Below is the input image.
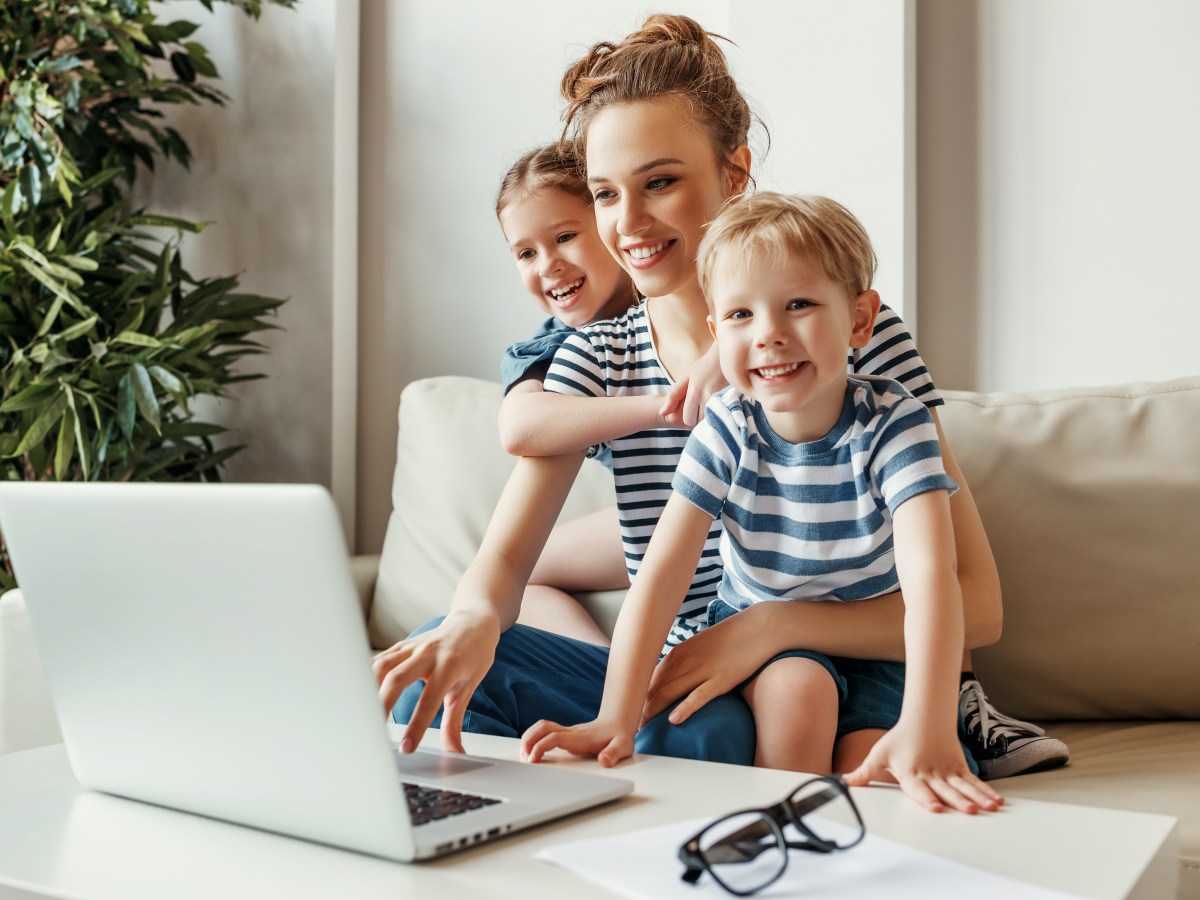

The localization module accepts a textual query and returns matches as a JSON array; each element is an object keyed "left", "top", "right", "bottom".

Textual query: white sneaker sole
[{"left": 977, "top": 737, "right": 1070, "bottom": 780}]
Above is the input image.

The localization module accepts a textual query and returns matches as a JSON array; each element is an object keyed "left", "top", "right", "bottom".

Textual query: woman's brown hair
[{"left": 560, "top": 13, "right": 763, "bottom": 185}]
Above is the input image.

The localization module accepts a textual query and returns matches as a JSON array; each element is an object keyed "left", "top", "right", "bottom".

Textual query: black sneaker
[{"left": 960, "top": 678, "right": 1070, "bottom": 780}]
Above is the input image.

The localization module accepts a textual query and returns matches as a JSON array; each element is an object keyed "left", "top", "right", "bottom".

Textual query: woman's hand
[
  {"left": 372, "top": 609, "right": 501, "bottom": 755},
  {"left": 521, "top": 717, "right": 635, "bottom": 768},
  {"left": 843, "top": 722, "right": 1004, "bottom": 815},
  {"left": 641, "top": 603, "right": 778, "bottom": 726},
  {"left": 659, "top": 341, "right": 727, "bottom": 428}
]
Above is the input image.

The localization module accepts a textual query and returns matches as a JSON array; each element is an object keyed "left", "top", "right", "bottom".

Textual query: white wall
[
  {"left": 917, "top": 0, "right": 1200, "bottom": 392},
  {"left": 138, "top": 1, "right": 360, "bottom": 539},
  {"left": 357, "top": 0, "right": 914, "bottom": 552}
]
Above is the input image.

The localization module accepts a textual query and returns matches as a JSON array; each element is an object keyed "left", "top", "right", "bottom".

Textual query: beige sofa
[{"left": 2, "top": 374, "right": 1199, "bottom": 895}]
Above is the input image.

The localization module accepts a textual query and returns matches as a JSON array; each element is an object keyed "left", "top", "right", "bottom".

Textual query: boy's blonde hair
[{"left": 697, "top": 193, "right": 877, "bottom": 307}]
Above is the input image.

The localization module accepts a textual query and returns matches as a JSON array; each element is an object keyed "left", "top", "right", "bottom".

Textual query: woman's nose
[{"left": 617, "top": 196, "right": 650, "bottom": 236}]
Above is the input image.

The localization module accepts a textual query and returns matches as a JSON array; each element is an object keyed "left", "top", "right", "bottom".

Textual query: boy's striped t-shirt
[
  {"left": 673, "top": 377, "right": 958, "bottom": 613},
  {"left": 543, "top": 301, "right": 940, "bottom": 650}
]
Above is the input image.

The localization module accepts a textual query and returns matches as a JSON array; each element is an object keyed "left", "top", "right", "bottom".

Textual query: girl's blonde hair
[
  {"left": 560, "top": 13, "right": 762, "bottom": 186},
  {"left": 495, "top": 142, "right": 588, "bottom": 219},
  {"left": 697, "top": 193, "right": 878, "bottom": 304}
]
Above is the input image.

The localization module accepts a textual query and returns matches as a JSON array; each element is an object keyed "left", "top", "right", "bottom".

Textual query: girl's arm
[
  {"left": 644, "top": 408, "right": 1003, "bottom": 724},
  {"left": 843, "top": 490, "right": 1003, "bottom": 814},
  {"left": 520, "top": 493, "right": 713, "bottom": 767},
  {"left": 500, "top": 342, "right": 729, "bottom": 457},
  {"left": 499, "top": 381, "right": 667, "bottom": 457},
  {"left": 373, "top": 450, "right": 586, "bottom": 753}
]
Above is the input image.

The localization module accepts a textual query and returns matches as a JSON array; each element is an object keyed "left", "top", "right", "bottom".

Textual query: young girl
[
  {"left": 493, "top": 142, "right": 636, "bottom": 647},
  {"left": 378, "top": 14, "right": 1033, "bottom": 805}
]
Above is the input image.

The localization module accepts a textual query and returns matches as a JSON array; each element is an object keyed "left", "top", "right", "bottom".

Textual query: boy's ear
[
  {"left": 725, "top": 145, "right": 752, "bottom": 197},
  {"left": 707, "top": 314, "right": 717, "bottom": 338},
  {"left": 848, "top": 290, "right": 881, "bottom": 349}
]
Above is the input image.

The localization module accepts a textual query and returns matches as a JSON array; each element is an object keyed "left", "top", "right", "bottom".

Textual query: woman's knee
[{"left": 635, "top": 693, "right": 756, "bottom": 765}]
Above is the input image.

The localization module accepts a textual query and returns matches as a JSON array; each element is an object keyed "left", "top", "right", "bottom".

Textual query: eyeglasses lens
[
  {"left": 699, "top": 811, "right": 785, "bottom": 894},
  {"left": 787, "top": 779, "right": 864, "bottom": 849}
]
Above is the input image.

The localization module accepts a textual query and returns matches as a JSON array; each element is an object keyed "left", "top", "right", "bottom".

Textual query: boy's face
[{"left": 706, "top": 249, "right": 879, "bottom": 443}]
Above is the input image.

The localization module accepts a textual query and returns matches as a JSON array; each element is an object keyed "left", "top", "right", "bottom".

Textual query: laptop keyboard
[{"left": 403, "top": 782, "right": 503, "bottom": 826}]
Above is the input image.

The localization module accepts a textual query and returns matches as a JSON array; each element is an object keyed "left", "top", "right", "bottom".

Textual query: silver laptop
[{"left": 0, "top": 482, "right": 632, "bottom": 862}]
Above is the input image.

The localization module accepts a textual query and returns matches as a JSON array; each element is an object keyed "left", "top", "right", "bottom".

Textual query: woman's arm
[
  {"left": 643, "top": 410, "right": 1003, "bottom": 723},
  {"left": 499, "top": 383, "right": 666, "bottom": 456},
  {"left": 521, "top": 494, "right": 714, "bottom": 766},
  {"left": 373, "top": 450, "right": 587, "bottom": 752}
]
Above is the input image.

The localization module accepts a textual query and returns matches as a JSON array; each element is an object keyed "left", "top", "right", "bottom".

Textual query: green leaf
[
  {"left": 46, "top": 219, "right": 63, "bottom": 253},
  {"left": 14, "top": 258, "right": 93, "bottom": 317},
  {"left": 117, "top": 373, "right": 136, "bottom": 440},
  {"left": 0, "top": 382, "right": 59, "bottom": 413},
  {"left": 131, "top": 363, "right": 161, "bottom": 433},
  {"left": 149, "top": 365, "right": 184, "bottom": 395},
  {"left": 125, "top": 214, "right": 205, "bottom": 232},
  {"left": 59, "top": 255, "right": 100, "bottom": 272},
  {"left": 10, "top": 390, "right": 68, "bottom": 458},
  {"left": 64, "top": 388, "right": 89, "bottom": 480},
  {"left": 55, "top": 405, "right": 77, "bottom": 480},
  {"left": 54, "top": 315, "right": 100, "bottom": 343},
  {"left": 113, "top": 331, "right": 164, "bottom": 349},
  {"left": 35, "top": 294, "right": 66, "bottom": 338}
]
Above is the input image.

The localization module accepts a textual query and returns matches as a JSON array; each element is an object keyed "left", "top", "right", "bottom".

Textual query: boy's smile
[{"left": 707, "top": 250, "right": 879, "bottom": 443}]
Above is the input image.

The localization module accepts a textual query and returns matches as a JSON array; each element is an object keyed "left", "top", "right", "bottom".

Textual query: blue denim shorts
[{"left": 708, "top": 599, "right": 906, "bottom": 738}]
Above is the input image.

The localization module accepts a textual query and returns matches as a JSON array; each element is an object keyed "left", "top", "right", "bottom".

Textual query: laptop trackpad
[{"left": 394, "top": 749, "right": 494, "bottom": 780}]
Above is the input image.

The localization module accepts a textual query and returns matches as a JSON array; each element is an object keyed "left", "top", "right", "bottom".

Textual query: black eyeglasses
[{"left": 677, "top": 776, "right": 866, "bottom": 896}]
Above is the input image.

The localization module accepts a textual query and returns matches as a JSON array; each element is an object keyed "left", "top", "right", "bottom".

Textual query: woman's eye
[
  {"left": 647, "top": 176, "right": 676, "bottom": 191},
  {"left": 593, "top": 188, "right": 616, "bottom": 203},
  {"left": 556, "top": 232, "right": 577, "bottom": 244},
  {"left": 517, "top": 248, "right": 535, "bottom": 261}
]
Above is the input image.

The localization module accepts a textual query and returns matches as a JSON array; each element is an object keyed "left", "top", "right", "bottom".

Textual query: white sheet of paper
[{"left": 536, "top": 815, "right": 1082, "bottom": 899}]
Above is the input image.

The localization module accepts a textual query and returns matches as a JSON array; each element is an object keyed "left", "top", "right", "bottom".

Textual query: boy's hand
[
  {"left": 843, "top": 722, "right": 1004, "bottom": 814},
  {"left": 371, "top": 610, "right": 500, "bottom": 755},
  {"left": 520, "top": 718, "right": 634, "bottom": 768},
  {"left": 659, "top": 342, "right": 727, "bottom": 428}
]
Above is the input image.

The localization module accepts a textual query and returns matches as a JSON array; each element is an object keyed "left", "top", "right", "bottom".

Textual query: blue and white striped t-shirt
[
  {"left": 544, "top": 301, "right": 941, "bottom": 650},
  {"left": 674, "top": 377, "right": 957, "bottom": 615}
]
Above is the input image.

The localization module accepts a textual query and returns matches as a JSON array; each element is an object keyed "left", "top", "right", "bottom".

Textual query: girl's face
[
  {"left": 585, "top": 95, "right": 749, "bottom": 302},
  {"left": 499, "top": 187, "right": 632, "bottom": 328}
]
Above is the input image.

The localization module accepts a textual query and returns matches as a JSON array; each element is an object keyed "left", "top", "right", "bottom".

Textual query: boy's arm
[
  {"left": 499, "top": 384, "right": 666, "bottom": 456},
  {"left": 843, "top": 490, "right": 1003, "bottom": 813},
  {"left": 373, "top": 450, "right": 586, "bottom": 753},
  {"left": 520, "top": 493, "right": 713, "bottom": 767}
]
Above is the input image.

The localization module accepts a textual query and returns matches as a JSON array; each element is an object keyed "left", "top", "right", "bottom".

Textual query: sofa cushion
[
  {"left": 938, "top": 377, "right": 1200, "bottom": 721},
  {"left": 369, "top": 377, "right": 617, "bottom": 649}
]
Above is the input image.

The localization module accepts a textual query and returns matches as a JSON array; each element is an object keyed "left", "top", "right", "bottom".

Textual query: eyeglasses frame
[{"left": 677, "top": 775, "right": 866, "bottom": 896}]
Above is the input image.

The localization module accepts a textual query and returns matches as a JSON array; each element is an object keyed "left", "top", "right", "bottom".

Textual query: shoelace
[{"left": 961, "top": 679, "right": 1045, "bottom": 748}]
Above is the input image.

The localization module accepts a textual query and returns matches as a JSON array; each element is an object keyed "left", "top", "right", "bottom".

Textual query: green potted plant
[{"left": 0, "top": 0, "right": 295, "bottom": 589}]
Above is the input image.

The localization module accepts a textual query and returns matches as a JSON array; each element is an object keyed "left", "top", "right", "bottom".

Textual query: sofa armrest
[
  {"left": 0, "top": 589, "right": 62, "bottom": 753},
  {"left": 350, "top": 554, "right": 380, "bottom": 622}
]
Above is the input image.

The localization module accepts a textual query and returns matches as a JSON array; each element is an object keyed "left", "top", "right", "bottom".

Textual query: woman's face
[
  {"left": 585, "top": 95, "right": 746, "bottom": 301},
  {"left": 499, "top": 187, "right": 632, "bottom": 327}
]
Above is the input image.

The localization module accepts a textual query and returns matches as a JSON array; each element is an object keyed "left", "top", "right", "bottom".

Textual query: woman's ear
[
  {"left": 849, "top": 290, "right": 881, "bottom": 349},
  {"left": 725, "top": 145, "right": 752, "bottom": 197}
]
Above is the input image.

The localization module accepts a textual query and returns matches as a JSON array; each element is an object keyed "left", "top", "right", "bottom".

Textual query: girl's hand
[
  {"left": 371, "top": 610, "right": 501, "bottom": 755},
  {"left": 659, "top": 342, "right": 727, "bottom": 428},
  {"left": 843, "top": 722, "right": 1004, "bottom": 814},
  {"left": 641, "top": 602, "right": 777, "bottom": 726},
  {"left": 521, "top": 717, "right": 634, "bottom": 768}
]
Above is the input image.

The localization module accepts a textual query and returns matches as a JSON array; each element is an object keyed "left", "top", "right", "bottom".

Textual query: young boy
[{"left": 521, "top": 193, "right": 1003, "bottom": 813}]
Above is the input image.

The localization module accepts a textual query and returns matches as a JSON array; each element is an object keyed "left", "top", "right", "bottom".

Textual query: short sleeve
[
  {"left": 869, "top": 396, "right": 958, "bottom": 514},
  {"left": 544, "top": 331, "right": 607, "bottom": 399},
  {"left": 672, "top": 400, "right": 740, "bottom": 519},
  {"left": 500, "top": 318, "right": 572, "bottom": 395},
  {"left": 851, "top": 304, "right": 943, "bottom": 408}
]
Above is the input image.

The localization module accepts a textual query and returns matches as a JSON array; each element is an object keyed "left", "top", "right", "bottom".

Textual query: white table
[{"left": 0, "top": 728, "right": 1178, "bottom": 900}]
